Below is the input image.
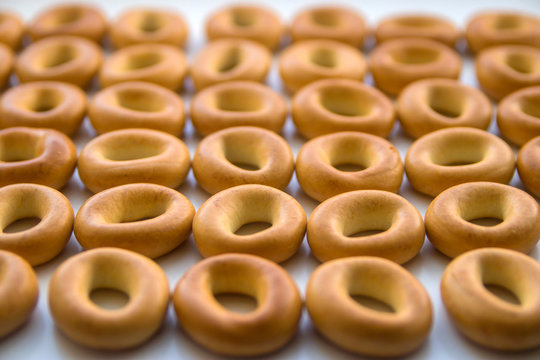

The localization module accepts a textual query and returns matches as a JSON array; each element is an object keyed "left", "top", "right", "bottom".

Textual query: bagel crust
[
  {"left": 517, "top": 136, "right": 540, "bottom": 197},
  {"left": 497, "top": 86, "right": 540, "bottom": 146},
  {"left": 173, "top": 253, "right": 302, "bottom": 356},
  {"left": 193, "top": 184, "right": 306, "bottom": 263},
  {"left": 306, "top": 256, "right": 432, "bottom": 357},
  {"left": 48, "top": 248, "right": 169, "bottom": 350},
  {"left": 425, "top": 182, "right": 540, "bottom": 258},
  {"left": 0, "top": 43, "right": 13, "bottom": 88},
  {"left": 0, "top": 12, "right": 24, "bottom": 49},
  {"left": 441, "top": 248, "right": 540, "bottom": 350}
]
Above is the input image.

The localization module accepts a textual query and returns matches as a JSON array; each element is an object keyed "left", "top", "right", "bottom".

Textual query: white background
[{"left": 1, "top": 0, "right": 540, "bottom": 359}]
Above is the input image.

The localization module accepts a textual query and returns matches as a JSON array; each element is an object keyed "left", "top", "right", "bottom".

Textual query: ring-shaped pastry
[
  {"left": 518, "top": 136, "right": 540, "bottom": 197},
  {"left": 425, "top": 182, "right": 540, "bottom": 258},
  {"left": 77, "top": 128, "right": 190, "bottom": 193},
  {"left": 191, "top": 38, "right": 271, "bottom": 90},
  {"left": 28, "top": 4, "right": 106, "bottom": 42},
  {"left": 111, "top": 8, "right": 188, "bottom": 49},
  {"left": 441, "top": 248, "right": 540, "bottom": 350},
  {"left": 290, "top": 6, "right": 366, "bottom": 47},
  {"left": 279, "top": 39, "right": 366, "bottom": 93},
  {"left": 292, "top": 78, "right": 395, "bottom": 139},
  {"left": 370, "top": 38, "right": 461, "bottom": 96},
  {"left": 0, "top": 43, "right": 13, "bottom": 88},
  {"left": 0, "top": 12, "right": 23, "bottom": 49},
  {"left": 296, "top": 132, "right": 404, "bottom": 202},
  {"left": 0, "top": 127, "right": 76, "bottom": 189},
  {"left": 0, "top": 184, "right": 73, "bottom": 266},
  {"left": 74, "top": 183, "right": 194, "bottom": 258},
  {"left": 48, "top": 247, "right": 169, "bottom": 350},
  {"left": 88, "top": 81, "right": 185, "bottom": 135},
  {"left": 193, "top": 184, "right": 306, "bottom": 263},
  {"left": 15, "top": 35, "right": 102, "bottom": 88},
  {"left": 405, "top": 127, "right": 515, "bottom": 197},
  {"left": 306, "top": 256, "right": 432, "bottom": 357},
  {"left": 173, "top": 253, "right": 302, "bottom": 356},
  {"left": 0, "top": 81, "right": 86, "bottom": 136},
  {"left": 99, "top": 43, "right": 187, "bottom": 90},
  {"left": 375, "top": 14, "right": 459, "bottom": 47},
  {"left": 190, "top": 81, "right": 286, "bottom": 136},
  {"left": 0, "top": 250, "right": 38, "bottom": 338},
  {"left": 397, "top": 78, "right": 492, "bottom": 139},
  {"left": 307, "top": 190, "right": 424, "bottom": 264},
  {"left": 192, "top": 127, "right": 293, "bottom": 194},
  {"left": 466, "top": 12, "right": 540, "bottom": 53},
  {"left": 498, "top": 86, "right": 540, "bottom": 146},
  {"left": 206, "top": 5, "right": 283, "bottom": 50},
  {"left": 476, "top": 45, "right": 540, "bottom": 101}
]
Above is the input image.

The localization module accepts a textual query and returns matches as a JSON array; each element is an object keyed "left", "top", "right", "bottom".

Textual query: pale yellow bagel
[
  {"left": 441, "top": 248, "right": 540, "bottom": 350},
  {"left": 0, "top": 184, "right": 73, "bottom": 266},
  {"left": 497, "top": 86, "right": 540, "bottom": 146},
  {"left": 425, "top": 182, "right": 540, "bottom": 258},
  {"left": 193, "top": 184, "right": 306, "bottom": 263},
  {"left": 307, "top": 190, "right": 424, "bottom": 264},
  {"left": 173, "top": 253, "right": 302, "bottom": 356},
  {"left": 74, "top": 183, "right": 194, "bottom": 258},
  {"left": 192, "top": 127, "right": 294, "bottom": 194},
  {"left": 306, "top": 256, "right": 432, "bottom": 357},
  {"left": 77, "top": 128, "right": 190, "bottom": 193},
  {"left": 517, "top": 136, "right": 540, "bottom": 197},
  {"left": 48, "top": 247, "right": 169, "bottom": 350},
  {"left": 0, "top": 12, "right": 24, "bottom": 49},
  {"left": 405, "top": 127, "right": 515, "bottom": 197},
  {"left": 0, "top": 250, "right": 38, "bottom": 338}
]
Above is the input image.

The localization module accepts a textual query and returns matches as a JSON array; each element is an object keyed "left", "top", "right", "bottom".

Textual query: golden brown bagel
[
  {"left": 15, "top": 35, "right": 102, "bottom": 88},
  {"left": 191, "top": 38, "right": 271, "bottom": 90},
  {"left": 206, "top": 4, "right": 283, "bottom": 50},
  {"left": 307, "top": 190, "right": 424, "bottom": 264},
  {"left": 0, "top": 250, "right": 38, "bottom": 338},
  {"left": 192, "top": 127, "right": 293, "bottom": 194},
  {"left": 466, "top": 12, "right": 540, "bottom": 53},
  {"left": 296, "top": 131, "right": 404, "bottom": 202},
  {"left": 497, "top": 86, "right": 540, "bottom": 146},
  {"left": 48, "top": 247, "right": 169, "bottom": 350},
  {"left": 476, "top": 45, "right": 540, "bottom": 101},
  {"left": 74, "top": 183, "right": 194, "bottom": 258},
  {"left": 193, "top": 184, "right": 306, "bottom": 263},
  {"left": 173, "top": 253, "right": 302, "bottom": 356},
  {"left": 99, "top": 43, "right": 187, "bottom": 90},
  {"left": 306, "top": 256, "right": 432, "bottom": 356},
  {"left": 77, "top": 128, "right": 190, "bottom": 193},
  {"left": 111, "top": 8, "right": 188, "bottom": 49},
  {"left": 405, "top": 127, "right": 515, "bottom": 197},
  {"left": 0, "top": 12, "right": 23, "bottom": 49},
  {"left": 0, "top": 81, "right": 86, "bottom": 136},
  {"left": 190, "top": 81, "right": 286, "bottom": 136},
  {"left": 370, "top": 37, "right": 461, "bottom": 96},
  {"left": 28, "top": 4, "right": 107, "bottom": 42},
  {"left": 517, "top": 136, "right": 540, "bottom": 197},
  {"left": 0, "top": 43, "right": 13, "bottom": 88},
  {"left": 397, "top": 78, "right": 492, "bottom": 139},
  {"left": 278, "top": 39, "right": 366, "bottom": 93},
  {"left": 441, "top": 248, "right": 540, "bottom": 350},
  {"left": 425, "top": 182, "right": 540, "bottom": 258},
  {"left": 0, "top": 184, "right": 73, "bottom": 266},
  {"left": 88, "top": 81, "right": 185, "bottom": 135},
  {"left": 0, "top": 127, "right": 76, "bottom": 189},
  {"left": 292, "top": 78, "right": 395, "bottom": 139},
  {"left": 290, "top": 6, "right": 366, "bottom": 47}
]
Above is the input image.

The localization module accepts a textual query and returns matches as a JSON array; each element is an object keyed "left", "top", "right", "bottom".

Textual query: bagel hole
[
  {"left": 23, "top": 88, "right": 64, "bottom": 113},
  {"left": 467, "top": 217, "right": 503, "bottom": 227},
  {"left": 343, "top": 210, "right": 393, "bottom": 238},
  {"left": 430, "top": 140, "right": 486, "bottom": 167},
  {"left": 329, "top": 141, "right": 374, "bottom": 172},
  {"left": 217, "top": 47, "right": 242, "bottom": 73},
  {"left": 223, "top": 136, "right": 265, "bottom": 171},
  {"left": 332, "top": 163, "right": 366, "bottom": 172},
  {"left": 506, "top": 53, "right": 536, "bottom": 74},
  {"left": 494, "top": 15, "right": 522, "bottom": 30},
  {"left": 216, "top": 89, "right": 264, "bottom": 112},
  {"left": 234, "top": 221, "right": 272, "bottom": 235},
  {"left": 319, "top": 87, "right": 373, "bottom": 117},
  {"left": 395, "top": 16, "right": 438, "bottom": 27},
  {"left": 351, "top": 295, "right": 394, "bottom": 313},
  {"left": 519, "top": 96, "right": 540, "bottom": 118},
  {"left": 460, "top": 193, "right": 506, "bottom": 225},
  {"left": 428, "top": 86, "right": 465, "bottom": 118},
  {"left": 214, "top": 293, "right": 258, "bottom": 313},
  {"left": 103, "top": 142, "right": 164, "bottom": 161},
  {"left": 310, "top": 48, "right": 337, "bottom": 68},
  {"left": 42, "top": 45, "right": 77, "bottom": 68},
  {"left": 90, "top": 288, "right": 130, "bottom": 310},
  {"left": 3, "top": 217, "right": 41, "bottom": 233},
  {"left": 348, "top": 229, "right": 386, "bottom": 237},
  {"left": 116, "top": 89, "right": 168, "bottom": 112},
  {"left": 392, "top": 47, "right": 440, "bottom": 64},
  {"left": 484, "top": 284, "right": 520, "bottom": 305},
  {"left": 139, "top": 12, "right": 164, "bottom": 32},
  {"left": 310, "top": 10, "right": 339, "bottom": 27},
  {"left": 54, "top": 7, "right": 83, "bottom": 24},
  {"left": 231, "top": 9, "right": 256, "bottom": 27},
  {"left": 125, "top": 52, "right": 162, "bottom": 70},
  {"left": 0, "top": 136, "right": 43, "bottom": 162},
  {"left": 119, "top": 202, "right": 168, "bottom": 223}
]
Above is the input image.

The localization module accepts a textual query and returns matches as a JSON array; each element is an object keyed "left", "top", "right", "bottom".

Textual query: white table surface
[{"left": 1, "top": 0, "right": 540, "bottom": 359}]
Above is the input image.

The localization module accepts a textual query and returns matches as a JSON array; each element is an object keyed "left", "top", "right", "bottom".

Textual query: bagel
[
  {"left": 497, "top": 86, "right": 540, "bottom": 146},
  {"left": 0, "top": 43, "right": 13, "bottom": 88},
  {"left": 0, "top": 12, "right": 23, "bottom": 49},
  {"left": 517, "top": 136, "right": 540, "bottom": 197}
]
